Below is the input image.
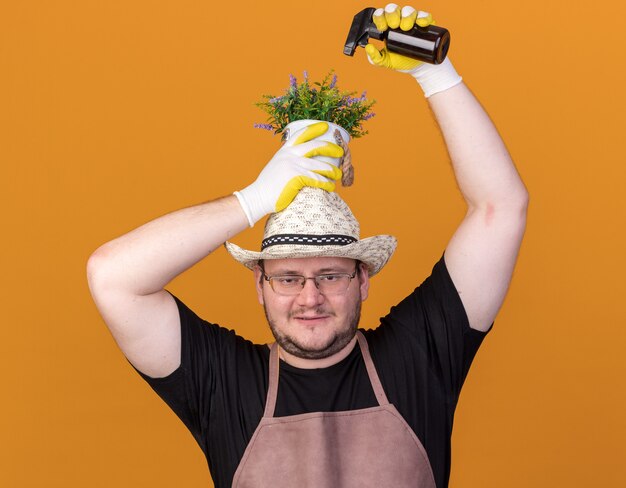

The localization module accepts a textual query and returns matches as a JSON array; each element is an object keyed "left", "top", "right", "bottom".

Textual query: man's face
[{"left": 253, "top": 257, "right": 369, "bottom": 360}]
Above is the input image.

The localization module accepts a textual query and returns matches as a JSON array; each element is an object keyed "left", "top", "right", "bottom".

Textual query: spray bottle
[{"left": 344, "top": 7, "right": 450, "bottom": 65}]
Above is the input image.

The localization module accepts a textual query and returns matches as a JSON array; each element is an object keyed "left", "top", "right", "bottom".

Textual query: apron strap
[
  {"left": 263, "top": 342, "right": 280, "bottom": 418},
  {"left": 263, "top": 332, "right": 390, "bottom": 418},
  {"left": 356, "top": 331, "right": 390, "bottom": 406}
]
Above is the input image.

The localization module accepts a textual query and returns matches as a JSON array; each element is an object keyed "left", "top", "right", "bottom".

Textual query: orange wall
[{"left": 2, "top": 1, "right": 625, "bottom": 486}]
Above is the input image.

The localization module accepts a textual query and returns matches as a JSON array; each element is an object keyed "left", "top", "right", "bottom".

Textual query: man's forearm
[
  {"left": 88, "top": 195, "right": 249, "bottom": 297},
  {"left": 428, "top": 82, "right": 528, "bottom": 210}
]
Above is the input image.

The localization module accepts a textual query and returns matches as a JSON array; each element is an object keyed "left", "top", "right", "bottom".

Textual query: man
[{"left": 87, "top": 5, "right": 528, "bottom": 487}]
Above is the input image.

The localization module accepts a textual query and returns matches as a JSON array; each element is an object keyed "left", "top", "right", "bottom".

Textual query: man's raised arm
[
  {"left": 365, "top": 4, "right": 528, "bottom": 332},
  {"left": 429, "top": 83, "right": 528, "bottom": 332},
  {"left": 87, "top": 196, "right": 250, "bottom": 378},
  {"left": 87, "top": 122, "right": 344, "bottom": 378}
]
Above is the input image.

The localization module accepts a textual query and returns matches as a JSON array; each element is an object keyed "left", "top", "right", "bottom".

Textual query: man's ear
[
  {"left": 358, "top": 263, "right": 370, "bottom": 301},
  {"left": 253, "top": 266, "right": 265, "bottom": 305}
]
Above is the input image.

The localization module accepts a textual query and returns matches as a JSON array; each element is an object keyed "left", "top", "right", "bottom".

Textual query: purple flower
[
  {"left": 254, "top": 123, "right": 274, "bottom": 131},
  {"left": 289, "top": 74, "right": 297, "bottom": 88},
  {"left": 363, "top": 112, "right": 376, "bottom": 120},
  {"left": 359, "top": 91, "right": 367, "bottom": 101},
  {"left": 303, "top": 70, "right": 309, "bottom": 82},
  {"left": 329, "top": 74, "right": 337, "bottom": 89},
  {"left": 269, "top": 96, "right": 282, "bottom": 104}
]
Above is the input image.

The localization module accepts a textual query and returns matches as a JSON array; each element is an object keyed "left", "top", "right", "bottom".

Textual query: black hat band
[{"left": 261, "top": 234, "right": 357, "bottom": 250}]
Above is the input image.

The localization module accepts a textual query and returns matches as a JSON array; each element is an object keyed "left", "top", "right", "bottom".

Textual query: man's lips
[
  {"left": 290, "top": 308, "right": 333, "bottom": 319},
  {"left": 292, "top": 314, "right": 332, "bottom": 324}
]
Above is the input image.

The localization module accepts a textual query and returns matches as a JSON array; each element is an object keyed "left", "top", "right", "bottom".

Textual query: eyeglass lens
[{"left": 267, "top": 268, "right": 357, "bottom": 295}]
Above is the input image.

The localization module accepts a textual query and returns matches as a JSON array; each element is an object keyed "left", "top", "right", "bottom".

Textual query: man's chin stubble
[{"left": 264, "top": 302, "right": 362, "bottom": 360}]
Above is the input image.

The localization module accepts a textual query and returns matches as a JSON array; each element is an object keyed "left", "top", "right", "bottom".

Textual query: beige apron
[{"left": 232, "top": 331, "right": 437, "bottom": 488}]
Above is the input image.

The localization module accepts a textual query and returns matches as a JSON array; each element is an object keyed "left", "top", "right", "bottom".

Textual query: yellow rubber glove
[
  {"left": 235, "top": 122, "right": 343, "bottom": 226},
  {"left": 365, "top": 4, "right": 462, "bottom": 97},
  {"left": 365, "top": 4, "right": 434, "bottom": 73}
]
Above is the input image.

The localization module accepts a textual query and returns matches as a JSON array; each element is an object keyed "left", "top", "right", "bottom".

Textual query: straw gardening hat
[{"left": 225, "top": 187, "right": 397, "bottom": 276}]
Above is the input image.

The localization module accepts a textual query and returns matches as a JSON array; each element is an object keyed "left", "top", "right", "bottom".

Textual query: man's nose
[{"left": 296, "top": 278, "right": 325, "bottom": 306}]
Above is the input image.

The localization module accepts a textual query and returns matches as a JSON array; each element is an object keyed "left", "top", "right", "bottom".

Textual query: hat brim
[{"left": 224, "top": 235, "right": 397, "bottom": 277}]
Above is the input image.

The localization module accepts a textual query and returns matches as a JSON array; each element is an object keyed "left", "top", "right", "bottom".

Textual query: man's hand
[
  {"left": 365, "top": 4, "right": 462, "bottom": 98},
  {"left": 235, "top": 121, "right": 343, "bottom": 226},
  {"left": 365, "top": 4, "right": 434, "bottom": 72}
]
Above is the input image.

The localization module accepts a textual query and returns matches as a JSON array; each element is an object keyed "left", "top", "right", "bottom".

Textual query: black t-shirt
[{"left": 138, "top": 257, "right": 490, "bottom": 488}]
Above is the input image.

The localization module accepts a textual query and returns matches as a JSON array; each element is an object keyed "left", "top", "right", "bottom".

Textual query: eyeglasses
[{"left": 262, "top": 266, "right": 359, "bottom": 296}]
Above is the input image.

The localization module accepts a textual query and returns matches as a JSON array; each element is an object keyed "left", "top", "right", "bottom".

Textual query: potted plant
[{"left": 254, "top": 71, "right": 376, "bottom": 186}]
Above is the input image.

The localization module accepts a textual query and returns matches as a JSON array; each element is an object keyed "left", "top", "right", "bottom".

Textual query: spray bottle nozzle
[{"left": 343, "top": 7, "right": 380, "bottom": 56}]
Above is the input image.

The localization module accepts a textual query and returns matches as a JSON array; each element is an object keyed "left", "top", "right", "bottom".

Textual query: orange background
[{"left": 2, "top": 1, "right": 625, "bottom": 486}]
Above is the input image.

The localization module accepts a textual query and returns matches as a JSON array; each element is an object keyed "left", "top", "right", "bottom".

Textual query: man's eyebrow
[
  {"left": 263, "top": 267, "right": 304, "bottom": 275},
  {"left": 269, "top": 270, "right": 302, "bottom": 275},
  {"left": 317, "top": 267, "right": 351, "bottom": 273}
]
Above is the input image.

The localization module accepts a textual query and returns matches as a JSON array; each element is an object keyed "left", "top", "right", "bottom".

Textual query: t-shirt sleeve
[
  {"left": 370, "top": 255, "right": 490, "bottom": 401},
  {"left": 134, "top": 294, "right": 233, "bottom": 447},
  {"left": 132, "top": 296, "right": 269, "bottom": 487}
]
